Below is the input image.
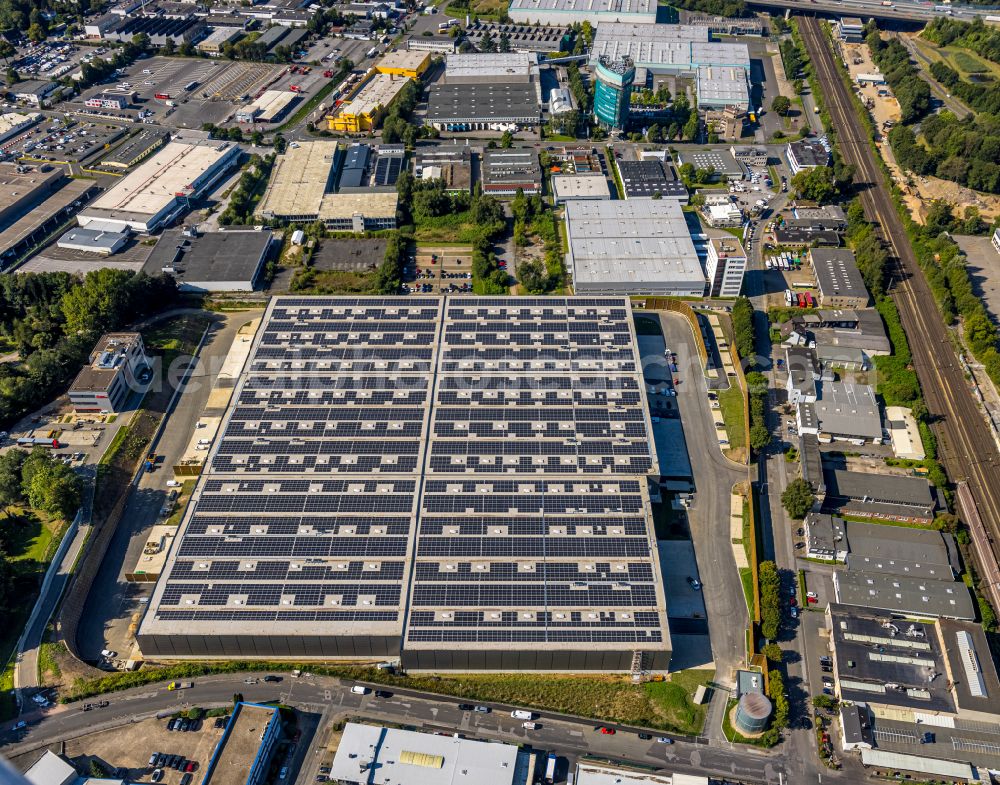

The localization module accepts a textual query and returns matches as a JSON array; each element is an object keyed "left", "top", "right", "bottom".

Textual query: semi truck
[
  {"left": 544, "top": 754, "right": 557, "bottom": 783},
  {"left": 16, "top": 437, "right": 60, "bottom": 448}
]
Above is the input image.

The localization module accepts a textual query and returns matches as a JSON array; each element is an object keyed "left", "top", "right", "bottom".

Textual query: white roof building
[
  {"left": 564, "top": 199, "right": 703, "bottom": 296},
  {"left": 885, "top": 405, "right": 925, "bottom": 460},
  {"left": 509, "top": 0, "right": 655, "bottom": 26},
  {"left": 77, "top": 141, "right": 240, "bottom": 233},
  {"left": 551, "top": 173, "right": 611, "bottom": 203},
  {"left": 329, "top": 722, "right": 530, "bottom": 785}
]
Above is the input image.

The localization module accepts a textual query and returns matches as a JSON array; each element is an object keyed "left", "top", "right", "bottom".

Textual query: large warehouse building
[
  {"left": 590, "top": 24, "right": 751, "bottom": 110},
  {"left": 509, "top": 0, "right": 656, "bottom": 26},
  {"left": 137, "top": 296, "right": 671, "bottom": 672},
  {"left": 254, "top": 141, "right": 398, "bottom": 231},
  {"left": 76, "top": 140, "right": 240, "bottom": 233},
  {"left": 564, "top": 199, "right": 704, "bottom": 296},
  {"left": 427, "top": 53, "right": 541, "bottom": 131}
]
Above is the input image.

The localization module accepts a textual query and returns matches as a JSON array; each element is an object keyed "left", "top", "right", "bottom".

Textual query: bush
[{"left": 731, "top": 297, "right": 755, "bottom": 360}]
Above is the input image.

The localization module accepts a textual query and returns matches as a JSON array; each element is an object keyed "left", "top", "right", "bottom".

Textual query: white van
[
  {"left": 510, "top": 710, "right": 534, "bottom": 720},
  {"left": 351, "top": 685, "right": 370, "bottom": 695}
]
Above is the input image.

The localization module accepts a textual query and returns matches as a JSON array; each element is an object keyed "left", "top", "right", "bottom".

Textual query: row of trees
[
  {"left": 758, "top": 560, "right": 782, "bottom": 641},
  {"left": 380, "top": 78, "right": 422, "bottom": 146},
  {"left": 844, "top": 200, "right": 889, "bottom": 299},
  {"left": 731, "top": 296, "right": 755, "bottom": 361},
  {"left": 889, "top": 116, "right": 1000, "bottom": 195},
  {"left": 219, "top": 154, "right": 275, "bottom": 226},
  {"left": 866, "top": 27, "right": 931, "bottom": 124},
  {"left": 0, "top": 270, "right": 176, "bottom": 428}
]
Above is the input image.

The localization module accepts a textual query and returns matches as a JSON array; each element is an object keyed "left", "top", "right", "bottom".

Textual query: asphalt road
[
  {"left": 2, "top": 675, "right": 790, "bottom": 784},
  {"left": 656, "top": 314, "right": 749, "bottom": 702},
  {"left": 76, "top": 311, "right": 263, "bottom": 664}
]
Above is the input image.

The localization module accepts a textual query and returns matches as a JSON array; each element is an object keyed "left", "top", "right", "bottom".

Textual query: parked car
[
  {"left": 151, "top": 770, "right": 163, "bottom": 783},
  {"left": 473, "top": 705, "right": 490, "bottom": 714},
  {"left": 599, "top": 727, "right": 616, "bottom": 735},
  {"left": 656, "top": 737, "right": 673, "bottom": 745}
]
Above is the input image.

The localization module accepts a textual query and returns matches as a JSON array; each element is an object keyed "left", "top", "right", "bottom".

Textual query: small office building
[
  {"left": 839, "top": 17, "right": 865, "bottom": 42},
  {"left": 812, "top": 248, "right": 870, "bottom": 309},
  {"left": 804, "top": 513, "right": 848, "bottom": 561},
  {"left": 480, "top": 148, "right": 542, "bottom": 196},
  {"left": 786, "top": 139, "right": 831, "bottom": 174},
  {"left": 705, "top": 236, "right": 746, "bottom": 297},
  {"left": 551, "top": 173, "right": 611, "bottom": 203},
  {"left": 69, "top": 332, "right": 149, "bottom": 413}
]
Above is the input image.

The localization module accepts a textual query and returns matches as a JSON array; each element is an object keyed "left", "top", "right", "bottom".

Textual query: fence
[{"left": 631, "top": 297, "right": 709, "bottom": 369}]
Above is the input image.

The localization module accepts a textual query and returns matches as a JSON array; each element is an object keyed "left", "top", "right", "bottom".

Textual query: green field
[
  {"left": 717, "top": 386, "right": 747, "bottom": 451},
  {"left": 952, "top": 50, "right": 988, "bottom": 74}
]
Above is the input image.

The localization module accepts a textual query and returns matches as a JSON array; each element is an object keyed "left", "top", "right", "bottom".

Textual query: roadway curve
[{"left": 798, "top": 16, "right": 1000, "bottom": 610}]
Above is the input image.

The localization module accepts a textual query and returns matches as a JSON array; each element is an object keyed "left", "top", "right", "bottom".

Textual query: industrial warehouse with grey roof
[
  {"left": 137, "top": 297, "right": 671, "bottom": 671},
  {"left": 564, "top": 199, "right": 703, "bottom": 296}
]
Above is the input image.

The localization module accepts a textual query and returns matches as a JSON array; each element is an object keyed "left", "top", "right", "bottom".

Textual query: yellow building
[
  {"left": 374, "top": 50, "right": 431, "bottom": 79},
  {"left": 327, "top": 72, "right": 412, "bottom": 133}
]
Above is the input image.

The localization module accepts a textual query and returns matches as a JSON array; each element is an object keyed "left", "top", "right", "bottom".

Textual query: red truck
[{"left": 154, "top": 92, "right": 170, "bottom": 100}]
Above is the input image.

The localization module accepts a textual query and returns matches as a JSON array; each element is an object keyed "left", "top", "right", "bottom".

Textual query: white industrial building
[
  {"left": 564, "top": 199, "right": 703, "bottom": 296},
  {"left": 0, "top": 111, "right": 42, "bottom": 144},
  {"left": 236, "top": 89, "right": 297, "bottom": 124},
  {"left": 509, "top": 0, "right": 656, "bottom": 26},
  {"left": 705, "top": 236, "right": 746, "bottom": 297},
  {"left": 76, "top": 141, "right": 240, "bottom": 233},
  {"left": 56, "top": 226, "right": 129, "bottom": 255},
  {"left": 444, "top": 51, "right": 535, "bottom": 83},
  {"left": 330, "top": 723, "right": 531, "bottom": 785},
  {"left": 551, "top": 173, "right": 611, "bottom": 203},
  {"left": 590, "top": 24, "right": 751, "bottom": 109}
]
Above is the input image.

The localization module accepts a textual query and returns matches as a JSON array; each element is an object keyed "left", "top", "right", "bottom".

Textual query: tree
[
  {"left": 771, "top": 95, "right": 791, "bottom": 116},
  {"left": 162, "top": 37, "right": 176, "bottom": 56},
  {"left": 812, "top": 694, "right": 838, "bottom": 711},
  {"left": 5, "top": 67, "right": 18, "bottom": 87},
  {"left": 0, "top": 40, "right": 15, "bottom": 65},
  {"left": 500, "top": 130, "right": 513, "bottom": 148},
  {"left": 132, "top": 32, "right": 151, "bottom": 51},
  {"left": 791, "top": 165, "right": 838, "bottom": 204},
  {"left": 498, "top": 32, "right": 511, "bottom": 52},
  {"left": 0, "top": 449, "right": 27, "bottom": 516},
  {"left": 781, "top": 477, "right": 815, "bottom": 520},
  {"left": 518, "top": 259, "right": 547, "bottom": 293},
  {"left": 480, "top": 31, "right": 495, "bottom": 52},
  {"left": 761, "top": 642, "right": 783, "bottom": 663},
  {"left": 27, "top": 23, "right": 46, "bottom": 44}
]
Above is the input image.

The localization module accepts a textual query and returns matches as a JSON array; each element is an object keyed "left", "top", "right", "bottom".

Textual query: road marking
[{"left": 323, "top": 690, "right": 331, "bottom": 701}]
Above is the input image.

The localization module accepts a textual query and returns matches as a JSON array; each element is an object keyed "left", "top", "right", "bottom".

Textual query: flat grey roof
[
  {"left": 564, "top": 199, "right": 702, "bottom": 289},
  {"left": 788, "top": 139, "right": 831, "bottom": 168},
  {"left": 138, "top": 297, "right": 670, "bottom": 660},
  {"left": 829, "top": 603, "right": 956, "bottom": 712},
  {"left": 551, "top": 173, "right": 612, "bottom": 200},
  {"left": 99, "top": 128, "right": 168, "bottom": 167},
  {"left": 696, "top": 65, "right": 749, "bottom": 107},
  {"left": 427, "top": 83, "right": 540, "bottom": 122},
  {"left": 813, "top": 381, "right": 881, "bottom": 440},
  {"left": 509, "top": 0, "right": 654, "bottom": 18},
  {"left": 653, "top": 417, "right": 692, "bottom": 480},
  {"left": 616, "top": 160, "right": 687, "bottom": 199},
  {"left": 939, "top": 619, "right": 1000, "bottom": 716},
  {"left": 823, "top": 469, "right": 936, "bottom": 518},
  {"left": 682, "top": 149, "right": 743, "bottom": 176},
  {"left": 804, "top": 512, "right": 845, "bottom": 555},
  {"left": 143, "top": 229, "right": 271, "bottom": 286},
  {"left": 833, "top": 571, "right": 975, "bottom": 619},
  {"left": 844, "top": 521, "right": 957, "bottom": 580},
  {"left": 813, "top": 248, "right": 870, "bottom": 303}
]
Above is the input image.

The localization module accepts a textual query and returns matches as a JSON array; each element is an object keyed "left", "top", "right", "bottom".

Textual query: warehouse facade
[{"left": 137, "top": 297, "right": 670, "bottom": 671}]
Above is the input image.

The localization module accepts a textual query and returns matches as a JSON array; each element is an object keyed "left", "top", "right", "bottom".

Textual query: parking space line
[
  {"left": 874, "top": 728, "right": 918, "bottom": 744},
  {"left": 952, "top": 737, "right": 1000, "bottom": 755}
]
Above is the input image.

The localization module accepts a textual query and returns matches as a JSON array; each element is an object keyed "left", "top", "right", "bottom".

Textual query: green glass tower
[{"left": 593, "top": 55, "right": 635, "bottom": 131}]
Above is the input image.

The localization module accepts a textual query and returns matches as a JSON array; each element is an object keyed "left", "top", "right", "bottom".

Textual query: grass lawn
[
  {"left": 292, "top": 270, "right": 376, "bottom": 294},
  {"left": 839, "top": 514, "right": 934, "bottom": 529},
  {"left": 445, "top": 0, "right": 506, "bottom": 17},
  {"left": 739, "top": 568, "right": 755, "bottom": 616},
  {"left": 717, "top": 386, "right": 747, "bottom": 451},
  {"left": 164, "top": 480, "right": 198, "bottom": 528},
  {"left": 951, "top": 49, "right": 988, "bottom": 74},
  {"left": 413, "top": 211, "right": 480, "bottom": 244}
]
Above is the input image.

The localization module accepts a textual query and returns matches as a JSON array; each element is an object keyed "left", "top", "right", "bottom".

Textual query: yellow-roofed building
[
  {"left": 374, "top": 50, "right": 431, "bottom": 79},
  {"left": 327, "top": 72, "right": 412, "bottom": 133}
]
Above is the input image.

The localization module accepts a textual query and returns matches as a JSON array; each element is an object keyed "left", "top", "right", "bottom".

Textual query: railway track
[{"left": 798, "top": 16, "right": 1000, "bottom": 609}]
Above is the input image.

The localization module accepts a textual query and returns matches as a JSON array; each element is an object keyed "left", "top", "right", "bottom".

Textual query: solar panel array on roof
[{"left": 137, "top": 297, "right": 670, "bottom": 670}]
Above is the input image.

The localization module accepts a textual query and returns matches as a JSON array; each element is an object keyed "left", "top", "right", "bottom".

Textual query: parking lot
[
  {"left": 68, "top": 56, "right": 293, "bottom": 129},
  {"left": 405, "top": 245, "right": 474, "bottom": 295},
  {"left": 11, "top": 118, "right": 128, "bottom": 165},
  {"left": 12, "top": 40, "right": 87, "bottom": 81},
  {"left": 60, "top": 713, "right": 226, "bottom": 785}
]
